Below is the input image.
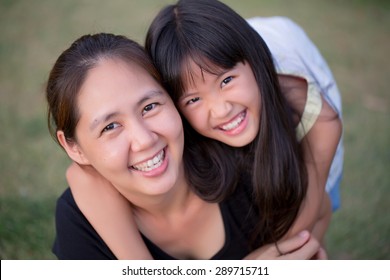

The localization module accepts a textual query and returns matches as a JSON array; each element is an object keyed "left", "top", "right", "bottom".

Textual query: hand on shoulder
[{"left": 244, "top": 231, "right": 325, "bottom": 260}]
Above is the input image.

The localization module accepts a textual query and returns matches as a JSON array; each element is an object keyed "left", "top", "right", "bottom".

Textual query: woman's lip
[
  {"left": 129, "top": 147, "right": 169, "bottom": 177},
  {"left": 130, "top": 148, "right": 165, "bottom": 168}
]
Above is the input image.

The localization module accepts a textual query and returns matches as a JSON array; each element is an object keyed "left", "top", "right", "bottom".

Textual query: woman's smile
[
  {"left": 70, "top": 58, "right": 185, "bottom": 197},
  {"left": 130, "top": 147, "right": 169, "bottom": 177}
]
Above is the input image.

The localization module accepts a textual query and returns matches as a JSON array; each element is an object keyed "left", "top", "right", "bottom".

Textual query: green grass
[{"left": 0, "top": 0, "right": 389, "bottom": 259}]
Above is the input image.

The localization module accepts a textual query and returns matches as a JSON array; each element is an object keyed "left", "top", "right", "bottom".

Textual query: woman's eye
[
  {"left": 221, "top": 76, "right": 233, "bottom": 87},
  {"left": 186, "top": 97, "right": 200, "bottom": 105},
  {"left": 102, "top": 123, "right": 119, "bottom": 133},
  {"left": 142, "top": 103, "right": 158, "bottom": 115}
]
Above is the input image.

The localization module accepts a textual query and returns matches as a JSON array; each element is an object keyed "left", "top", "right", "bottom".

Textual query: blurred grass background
[{"left": 0, "top": 0, "right": 389, "bottom": 259}]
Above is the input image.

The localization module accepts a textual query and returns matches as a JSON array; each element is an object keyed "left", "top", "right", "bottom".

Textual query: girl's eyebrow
[
  {"left": 180, "top": 91, "right": 197, "bottom": 101},
  {"left": 180, "top": 68, "right": 233, "bottom": 100},
  {"left": 89, "top": 90, "right": 164, "bottom": 131}
]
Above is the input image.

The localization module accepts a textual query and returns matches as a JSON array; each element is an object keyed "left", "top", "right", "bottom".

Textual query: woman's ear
[{"left": 57, "top": 130, "right": 90, "bottom": 165}]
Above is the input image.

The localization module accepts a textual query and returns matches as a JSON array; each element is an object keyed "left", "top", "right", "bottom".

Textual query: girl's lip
[{"left": 216, "top": 110, "right": 248, "bottom": 134}]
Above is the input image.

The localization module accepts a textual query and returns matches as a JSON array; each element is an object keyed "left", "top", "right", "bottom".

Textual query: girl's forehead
[
  {"left": 182, "top": 57, "right": 227, "bottom": 85},
  {"left": 184, "top": 55, "right": 227, "bottom": 74}
]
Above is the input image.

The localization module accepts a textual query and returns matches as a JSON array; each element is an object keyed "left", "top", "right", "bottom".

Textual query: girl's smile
[
  {"left": 216, "top": 110, "right": 248, "bottom": 136},
  {"left": 179, "top": 61, "right": 261, "bottom": 147}
]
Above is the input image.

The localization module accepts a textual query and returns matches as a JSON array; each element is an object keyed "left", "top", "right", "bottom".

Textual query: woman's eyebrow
[
  {"left": 136, "top": 89, "right": 164, "bottom": 107},
  {"left": 89, "top": 90, "right": 165, "bottom": 131},
  {"left": 89, "top": 112, "right": 120, "bottom": 132}
]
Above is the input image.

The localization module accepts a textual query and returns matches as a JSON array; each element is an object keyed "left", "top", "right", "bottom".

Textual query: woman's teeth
[
  {"left": 132, "top": 150, "right": 165, "bottom": 172},
  {"left": 220, "top": 112, "right": 245, "bottom": 131}
]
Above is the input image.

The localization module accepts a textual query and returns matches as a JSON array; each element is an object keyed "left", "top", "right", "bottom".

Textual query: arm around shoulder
[
  {"left": 285, "top": 97, "right": 342, "bottom": 241},
  {"left": 53, "top": 188, "right": 116, "bottom": 259},
  {"left": 66, "top": 163, "right": 153, "bottom": 259}
]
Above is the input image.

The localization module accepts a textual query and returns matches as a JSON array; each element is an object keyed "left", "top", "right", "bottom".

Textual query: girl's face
[
  {"left": 67, "top": 58, "right": 184, "bottom": 198},
  {"left": 178, "top": 61, "right": 261, "bottom": 147}
]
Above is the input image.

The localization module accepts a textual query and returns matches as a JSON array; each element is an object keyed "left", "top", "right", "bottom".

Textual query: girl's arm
[
  {"left": 67, "top": 163, "right": 328, "bottom": 260},
  {"left": 66, "top": 163, "right": 153, "bottom": 259},
  {"left": 285, "top": 94, "right": 342, "bottom": 243}
]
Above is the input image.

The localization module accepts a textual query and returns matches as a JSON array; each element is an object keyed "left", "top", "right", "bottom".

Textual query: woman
[{"left": 47, "top": 32, "right": 322, "bottom": 259}]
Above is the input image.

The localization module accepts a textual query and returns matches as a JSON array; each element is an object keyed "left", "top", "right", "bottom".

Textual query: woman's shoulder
[
  {"left": 56, "top": 188, "right": 77, "bottom": 213},
  {"left": 53, "top": 187, "right": 116, "bottom": 259},
  {"left": 55, "top": 187, "right": 90, "bottom": 236}
]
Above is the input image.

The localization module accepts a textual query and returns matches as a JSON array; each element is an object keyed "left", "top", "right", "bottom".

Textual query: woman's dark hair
[
  {"left": 145, "top": 0, "right": 307, "bottom": 247},
  {"left": 46, "top": 32, "right": 239, "bottom": 210},
  {"left": 46, "top": 33, "right": 161, "bottom": 145}
]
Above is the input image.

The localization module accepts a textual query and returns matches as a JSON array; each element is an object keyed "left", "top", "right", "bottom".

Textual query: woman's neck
[{"left": 120, "top": 168, "right": 193, "bottom": 219}]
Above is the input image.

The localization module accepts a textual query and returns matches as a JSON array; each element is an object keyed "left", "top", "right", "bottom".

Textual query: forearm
[
  {"left": 311, "top": 193, "right": 332, "bottom": 244},
  {"left": 79, "top": 191, "right": 152, "bottom": 260},
  {"left": 283, "top": 174, "right": 328, "bottom": 242},
  {"left": 66, "top": 163, "right": 153, "bottom": 259},
  {"left": 54, "top": 188, "right": 116, "bottom": 260}
]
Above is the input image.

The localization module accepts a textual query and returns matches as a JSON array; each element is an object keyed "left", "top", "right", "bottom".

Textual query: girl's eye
[
  {"left": 142, "top": 103, "right": 158, "bottom": 115},
  {"left": 221, "top": 76, "right": 233, "bottom": 87},
  {"left": 186, "top": 97, "right": 200, "bottom": 105},
  {"left": 102, "top": 122, "right": 120, "bottom": 133}
]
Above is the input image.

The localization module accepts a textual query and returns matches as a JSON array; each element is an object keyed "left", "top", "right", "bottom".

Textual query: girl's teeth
[
  {"left": 221, "top": 113, "right": 245, "bottom": 131},
  {"left": 132, "top": 150, "right": 165, "bottom": 172}
]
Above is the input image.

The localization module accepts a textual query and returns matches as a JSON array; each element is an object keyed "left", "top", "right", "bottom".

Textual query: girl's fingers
[
  {"left": 315, "top": 247, "right": 328, "bottom": 260},
  {"left": 275, "top": 231, "right": 311, "bottom": 255},
  {"left": 244, "top": 231, "right": 321, "bottom": 260},
  {"left": 280, "top": 236, "right": 321, "bottom": 260}
]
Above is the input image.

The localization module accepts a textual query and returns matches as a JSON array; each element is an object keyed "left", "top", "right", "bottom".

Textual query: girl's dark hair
[
  {"left": 145, "top": 0, "right": 307, "bottom": 246},
  {"left": 46, "top": 33, "right": 161, "bottom": 145}
]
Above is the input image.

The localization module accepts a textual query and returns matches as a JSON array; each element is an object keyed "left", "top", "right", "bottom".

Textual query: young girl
[
  {"left": 49, "top": 32, "right": 322, "bottom": 260},
  {"left": 67, "top": 0, "right": 342, "bottom": 258}
]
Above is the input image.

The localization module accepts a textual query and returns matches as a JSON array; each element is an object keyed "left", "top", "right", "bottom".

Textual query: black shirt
[{"left": 53, "top": 180, "right": 258, "bottom": 260}]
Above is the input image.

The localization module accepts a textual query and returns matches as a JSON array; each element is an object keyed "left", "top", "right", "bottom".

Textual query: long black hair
[{"left": 145, "top": 0, "right": 307, "bottom": 246}]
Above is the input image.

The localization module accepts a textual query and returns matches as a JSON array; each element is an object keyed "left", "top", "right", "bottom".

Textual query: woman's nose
[{"left": 130, "top": 123, "right": 158, "bottom": 152}]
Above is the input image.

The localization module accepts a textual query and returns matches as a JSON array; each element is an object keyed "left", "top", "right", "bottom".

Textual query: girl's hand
[{"left": 244, "top": 231, "right": 324, "bottom": 260}]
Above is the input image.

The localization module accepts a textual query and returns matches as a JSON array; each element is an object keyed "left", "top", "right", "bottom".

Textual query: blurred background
[{"left": 0, "top": 0, "right": 389, "bottom": 259}]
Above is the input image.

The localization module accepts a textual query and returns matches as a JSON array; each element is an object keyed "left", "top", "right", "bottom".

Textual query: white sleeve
[{"left": 247, "top": 16, "right": 342, "bottom": 115}]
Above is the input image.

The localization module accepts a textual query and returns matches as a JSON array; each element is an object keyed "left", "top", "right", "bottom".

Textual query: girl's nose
[{"left": 210, "top": 99, "right": 233, "bottom": 119}]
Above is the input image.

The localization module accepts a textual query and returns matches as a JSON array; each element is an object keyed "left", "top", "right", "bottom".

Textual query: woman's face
[
  {"left": 178, "top": 61, "right": 261, "bottom": 147},
  {"left": 70, "top": 58, "right": 184, "bottom": 197}
]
